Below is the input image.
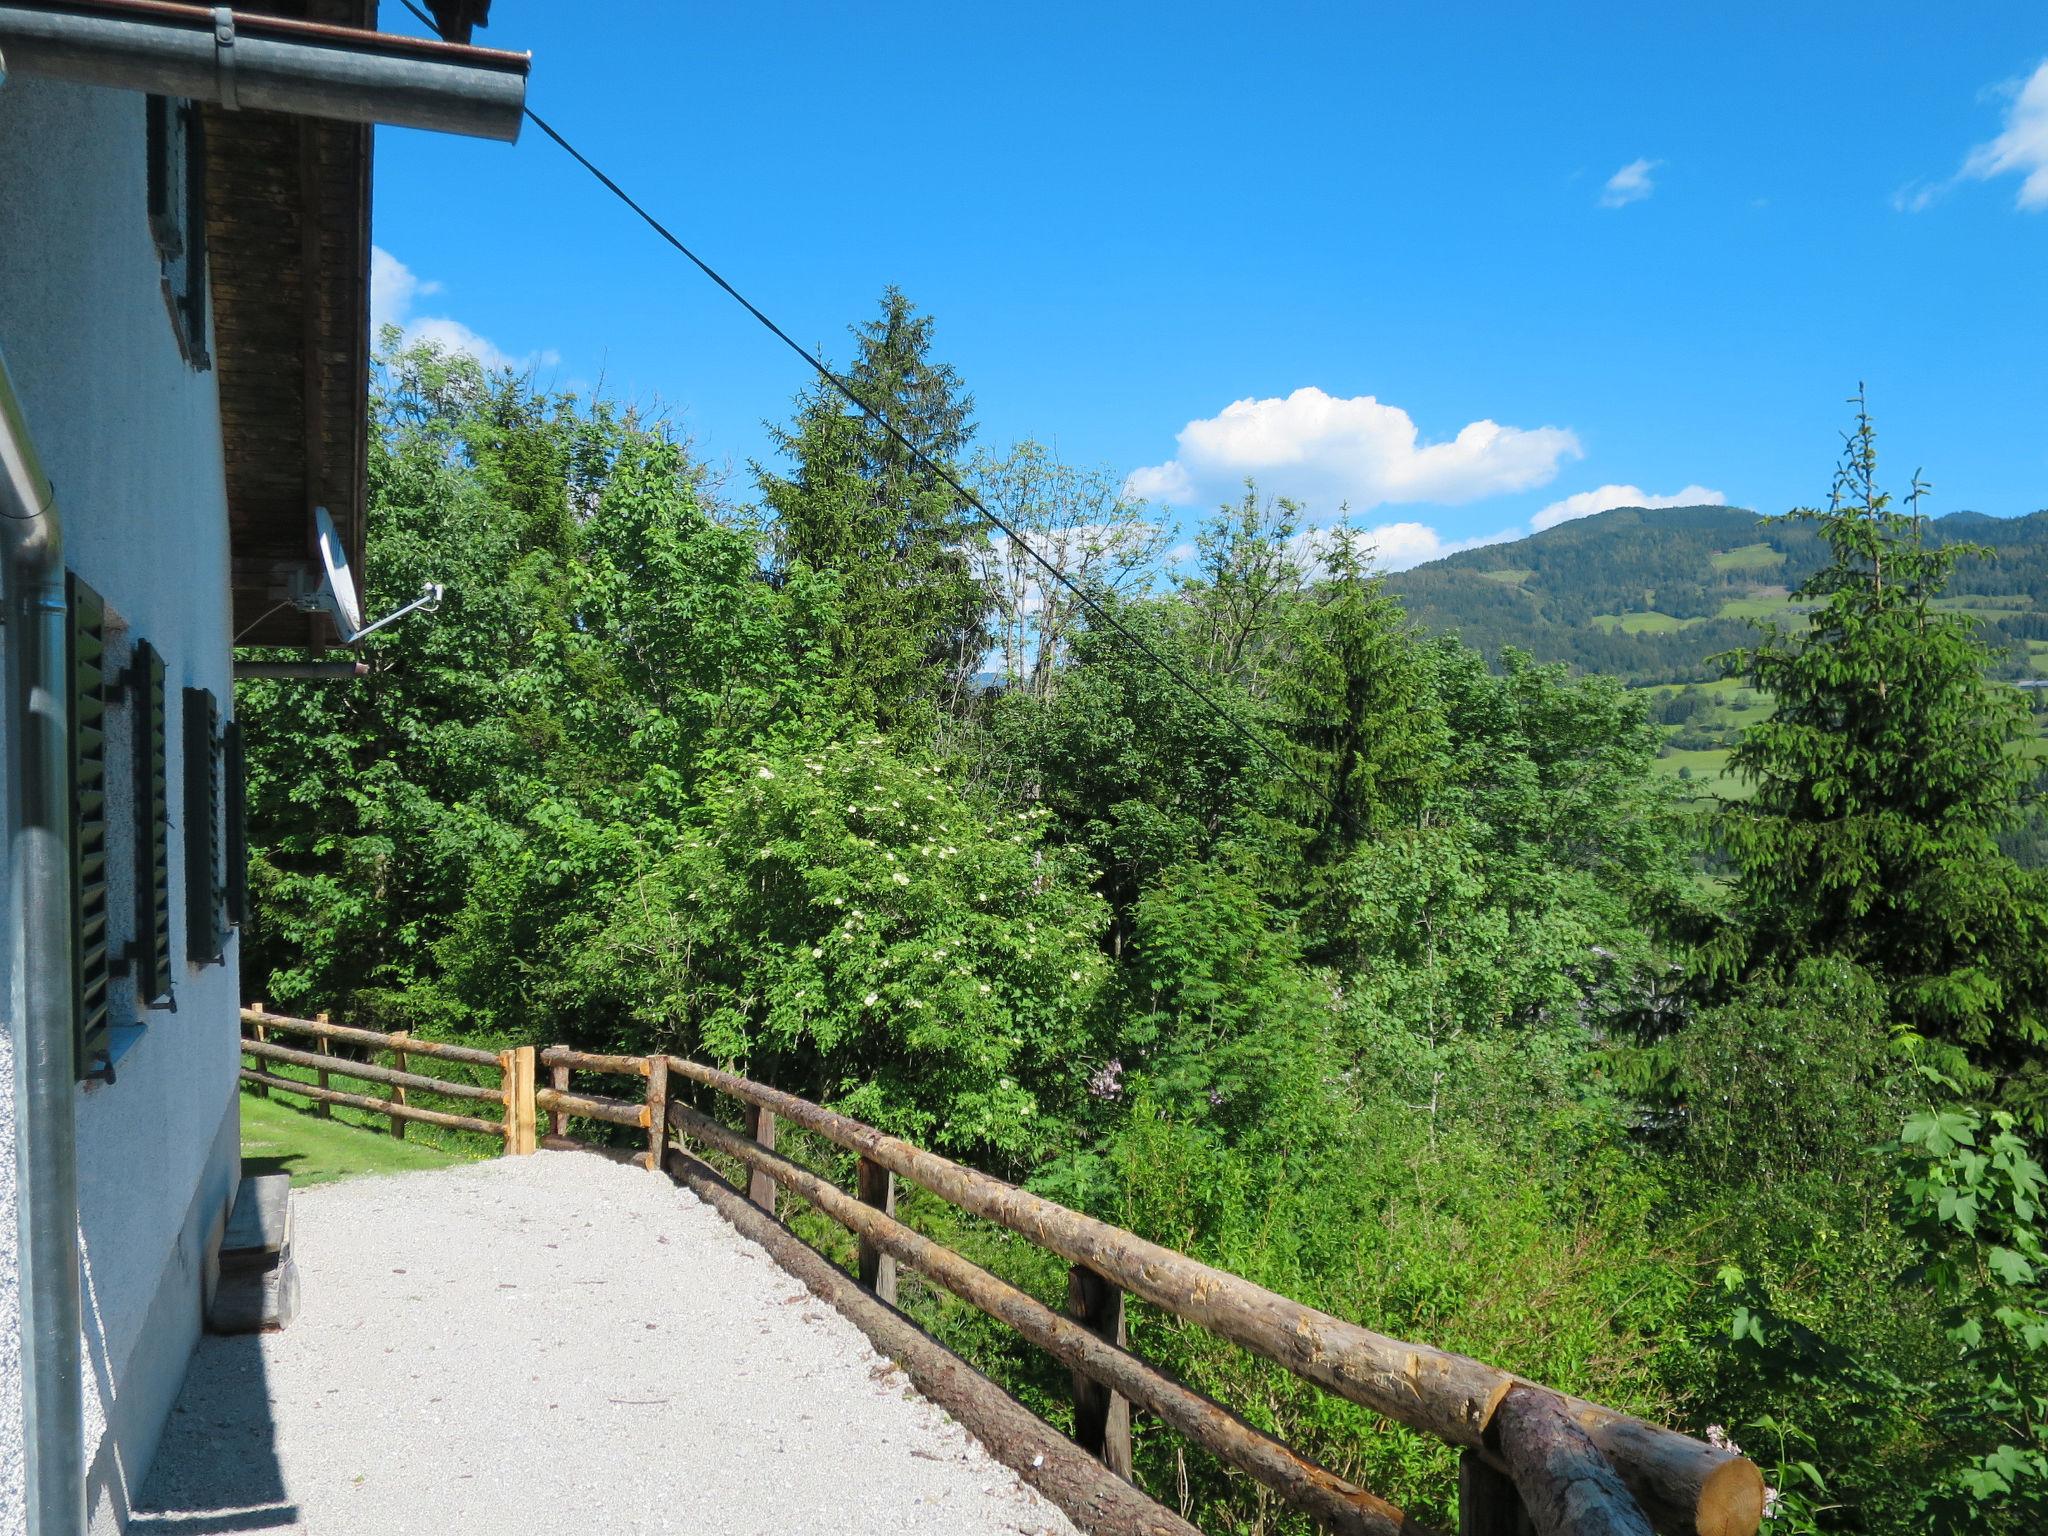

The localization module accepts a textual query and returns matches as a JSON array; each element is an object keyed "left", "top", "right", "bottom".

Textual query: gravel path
[{"left": 135, "top": 1154, "right": 1077, "bottom": 1535}]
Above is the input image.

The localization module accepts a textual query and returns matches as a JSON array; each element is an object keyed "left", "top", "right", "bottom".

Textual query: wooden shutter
[
  {"left": 183, "top": 687, "right": 226, "bottom": 965},
  {"left": 128, "top": 641, "right": 175, "bottom": 1008},
  {"left": 146, "top": 95, "right": 208, "bottom": 369},
  {"left": 224, "top": 717, "right": 247, "bottom": 926},
  {"left": 68, "top": 573, "right": 112, "bottom": 1080}
]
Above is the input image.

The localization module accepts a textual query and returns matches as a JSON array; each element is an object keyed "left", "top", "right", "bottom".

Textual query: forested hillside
[
  {"left": 237, "top": 306, "right": 2048, "bottom": 1534},
  {"left": 1391, "top": 502, "right": 2048, "bottom": 685}
]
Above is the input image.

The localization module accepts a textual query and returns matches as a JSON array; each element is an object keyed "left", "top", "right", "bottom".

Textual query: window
[
  {"left": 183, "top": 688, "right": 226, "bottom": 966},
  {"left": 146, "top": 95, "right": 209, "bottom": 370},
  {"left": 68, "top": 574, "right": 113, "bottom": 1081},
  {"left": 127, "top": 641, "right": 175, "bottom": 1009}
]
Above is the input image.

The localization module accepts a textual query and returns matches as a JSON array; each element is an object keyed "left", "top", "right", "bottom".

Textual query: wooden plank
[
  {"left": 532, "top": 1086, "right": 648, "bottom": 1129},
  {"left": 1068, "top": 1265, "right": 1132, "bottom": 1478},
  {"left": 1494, "top": 1387, "right": 1654, "bottom": 1536},
  {"left": 538, "top": 1046, "right": 650, "bottom": 1074},
  {"left": 668, "top": 1101, "right": 1429, "bottom": 1536},
  {"left": 312, "top": 1014, "right": 333, "bottom": 1119},
  {"left": 250, "top": 1011, "right": 270, "bottom": 1097},
  {"left": 505, "top": 1046, "right": 538, "bottom": 1155},
  {"left": 855, "top": 1157, "right": 897, "bottom": 1305},
  {"left": 664, "top": 1145, "right": 1206, "bottom": 1536},
  {"left": 388, "top": 1030, "right": 409, "bottom": 1140},
  {"left": 549, "top": 1047, "right": 570, "bottom": 1139},
  {"left": 663, "top": 1056, "right": 1760, "bottom": 1536},
  {"left": 1460, "top": 1451, "right": 1527, "bottom": 1536},
  {"left": 241, "top": 1007, "right": 499, "bottom": 1065},
  {"left": 643, "top": 1055, "right": 668, "bottom": 1172},
  {"left": 744, "top": 1103, "right": 777, "bottom": 1216},
  {"left": 239, "top": 1036, "right": 501, "bottom": 1100},
  {"left": 236, "top": 1068, "right": 502, "bottom": 1135}
]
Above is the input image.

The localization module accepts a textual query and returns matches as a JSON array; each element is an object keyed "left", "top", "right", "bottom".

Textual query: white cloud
[
  {"left": 1963, "top": 60, "right": 2048, "bottom": 210},
  {"left": 1123, "top": 386, "right": 1580, "bottom": 516},
  {"left": 1531, "top": 482, "right": 1726, "bottom": 532},
  {"left": 1599, "top": 158, "right": 1660, "bottom": 208},
  {"left": 370, "top": 246, "right": 559, "bottom": 371}
]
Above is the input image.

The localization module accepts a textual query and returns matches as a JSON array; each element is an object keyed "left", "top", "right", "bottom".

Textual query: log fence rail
[{"left": 237, "top": 1007, "right": 1764, "bottom": 1536}]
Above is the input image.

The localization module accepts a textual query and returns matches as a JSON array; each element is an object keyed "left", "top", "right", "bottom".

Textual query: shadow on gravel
[{"left": 130, "top": 1334, "right": 300, "bottom": 1534}]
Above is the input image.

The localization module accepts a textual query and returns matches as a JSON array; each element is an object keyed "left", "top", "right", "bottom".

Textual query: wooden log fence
[
  {"left": 233, "top": 1007, "right": 1765, "bottom": 1536},
  {"left": 657, "top": 1056, "right": 1766, "bottom": 1536}
]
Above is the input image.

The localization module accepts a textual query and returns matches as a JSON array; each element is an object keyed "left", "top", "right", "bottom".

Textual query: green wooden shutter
[
  {"left": 223, "top": 717, "right": 247, "bottom": 926},
  {"left": 128, "top": 641, "right": 175, "bottom": 1007},
  {"left": 68, "top": 573, "right": 112, "bottom": 1080},
  {"left": 183, "top": 687, "right": 225, "bottom": 965}
]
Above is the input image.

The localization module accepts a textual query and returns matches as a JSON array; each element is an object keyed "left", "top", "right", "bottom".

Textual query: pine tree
[
  {"left": 1720, "top": 393, "right": 2048, "bottom": 1119},
  {"left": 758, "top": 287, "right": 989, "bottom": 725},
  {"left": 1281, "top": 529, "right": 1446, "bottom": 857}
]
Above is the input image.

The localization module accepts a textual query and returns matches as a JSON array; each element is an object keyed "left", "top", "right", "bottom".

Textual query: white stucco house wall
[
  {"left": 0, "top": 6, "right": 526, "bottom": 1533},
  {"left": 0, "top": 72, "right": 246, "bottom": 1536}
]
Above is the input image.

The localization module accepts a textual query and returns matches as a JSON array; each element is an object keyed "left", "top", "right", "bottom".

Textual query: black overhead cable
[{"left": 395, "top": 0, "right": 1332, "bottom": 810}]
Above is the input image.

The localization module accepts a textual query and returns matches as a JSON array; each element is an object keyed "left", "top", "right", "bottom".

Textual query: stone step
[
  {"left": 208, "top": 1171, "right": 299, "bottom": 1333},
  {"left": 219, "top": 1171, "right": 293, "bottom": 1273}
]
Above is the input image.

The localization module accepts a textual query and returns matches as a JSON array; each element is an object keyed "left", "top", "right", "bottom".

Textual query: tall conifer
[{"left": 1721, "top": 395, "right": 2048, "bottom": 1118}]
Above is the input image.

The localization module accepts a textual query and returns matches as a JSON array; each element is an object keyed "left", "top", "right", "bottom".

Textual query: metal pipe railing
[
  {"left": 1, "top": 346, "right": 87, "bottom": 1536},
  {"left": 0, "top": 1, "right": 529, "bottom": 140}
]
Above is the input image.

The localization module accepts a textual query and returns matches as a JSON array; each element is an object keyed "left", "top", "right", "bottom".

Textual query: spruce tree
[
  {"left": 1720, "top": 394, "right": 2048, "bottom": 1119},
  {"left": 758, "top": 287, "right": 989, "bottom": 725}
]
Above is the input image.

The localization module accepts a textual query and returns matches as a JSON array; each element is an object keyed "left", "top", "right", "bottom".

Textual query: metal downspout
[{"left": 1, "top": 348, "right": 86, "bottom": 1536}]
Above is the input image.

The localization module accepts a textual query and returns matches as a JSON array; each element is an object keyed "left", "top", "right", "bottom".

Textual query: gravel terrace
[{"left": 134, "top": 1153, "right": 1078, "bottom": 1535}]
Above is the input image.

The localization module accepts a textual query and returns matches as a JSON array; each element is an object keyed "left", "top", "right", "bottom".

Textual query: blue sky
[{"left": 370, "top": 2, "right": 2048, "bottom": 568}]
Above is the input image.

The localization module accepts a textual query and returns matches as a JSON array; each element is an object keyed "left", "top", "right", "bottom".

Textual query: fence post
[
  {"left": 1067, "top": 1263, "right": 1132, "bottom": 1477},
  {"left": 855, "top": 1157, "right": 897, "bottom": 1305},
  {"left": 501, "top": 1046, "right": 538, "bottom": 1156},
  {"left": 312, "top": 1012, "right": 334, "bottom": 1118},
  {"left": 643, "top": 1056, "right": 668, "bottom": 1171},
  {"left": 1458, "top": 1450, "right": 1526, "bottom": 1536},
  {"left": 249, "top": 1003, "right": 269, "bottom": 1097},
  {"left": 744, "top": 1104, "right": 778, "bottom": 1216},
  {"left": 387, "top": 1030, "right": 410, "bottom": 1139},
  {"left": 548, "top": 1048, "right": 571, "bottom": 1140}
]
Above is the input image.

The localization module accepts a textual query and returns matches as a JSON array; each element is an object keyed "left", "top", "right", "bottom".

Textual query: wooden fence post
[
  {"left": 249, "top": 1003, "right": 269, "bottom": 1097},
  {"left": 387, "top": 1031, "right": 410, "bottom": 1139},
  {"left": 1066, "top": 1264, "right": 1132, "bottom": 1477},
  {"left": 855, "top": 1157, "right": 897, "bottom": 1305},
  {"left": 744, "top": 1104, "right": 778, "bottom": 1216},
  {"left": 502, "top": 1046, "right": 538, "bottom": 1156},
  {"left": 643, "top": 1056, "right": 668, "bottom": 1171},
  {"left": 549, "top": 1046, "right": 570, "bottom": 1139},
  {"left": 312, "top": 1013, "right": 334, "bottom": 1118},
  {"left": 1459, "top": 1449, "right": 1527, "bottom": 1536}
]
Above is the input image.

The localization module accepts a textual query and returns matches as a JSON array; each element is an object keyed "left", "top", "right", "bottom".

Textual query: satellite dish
[
  {"left": 288, "top": 505, "right": 447, "bottom": 646},
  {"left": 312, "top": 504, "right": 364, "bottom": 642}
]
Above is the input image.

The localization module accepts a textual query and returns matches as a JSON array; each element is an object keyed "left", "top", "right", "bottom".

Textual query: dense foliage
[{"left": 240, "top": 314, "right": 2048, "bottom": 1533}]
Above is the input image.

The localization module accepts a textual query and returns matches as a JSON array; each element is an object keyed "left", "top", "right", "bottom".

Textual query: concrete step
[{"left": 208, "top": 1172, "right": 299, "bottom": 1333}]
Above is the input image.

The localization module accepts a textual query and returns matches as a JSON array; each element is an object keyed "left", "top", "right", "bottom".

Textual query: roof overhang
[{"left": 0, "top": 0, "right": 531, "bottom": 646}]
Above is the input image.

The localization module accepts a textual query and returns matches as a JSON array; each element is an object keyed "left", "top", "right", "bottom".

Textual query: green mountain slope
[{"left": 1389, "top": 503, "right": 2048, "bottom": 685}]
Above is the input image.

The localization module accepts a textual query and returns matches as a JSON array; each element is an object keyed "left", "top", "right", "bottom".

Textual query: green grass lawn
[
  {"left": 1651, "top": 746, "right": 1753, "bottom": 800},
  {"left": 1591, "top": 610, "right": 1696, "bottom": 634},
  {"left": 1710, "top": 542, "right": 1787, "bottom": 573},
  {"left": 240, "top": 1086, "right": 493, "bottom": 1186},
  {"left": 1716, "top": 594, "right": 1805, "bottom": 622},
  {"left": 1476, "top": 567, "right": 1534, "bottom": 585}
]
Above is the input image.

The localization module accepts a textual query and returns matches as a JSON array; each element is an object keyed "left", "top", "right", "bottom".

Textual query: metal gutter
[
  {"left": 0, "top": 0, "right": 529, "bottom": 140},
  {"left": 1, "top": 349, "right": 86, "bottom": 1536}
]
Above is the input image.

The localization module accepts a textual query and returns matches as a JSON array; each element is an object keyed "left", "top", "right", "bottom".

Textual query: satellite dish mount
[{"left": 291, "top": 505, "right": 446, "bottom": 644}]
